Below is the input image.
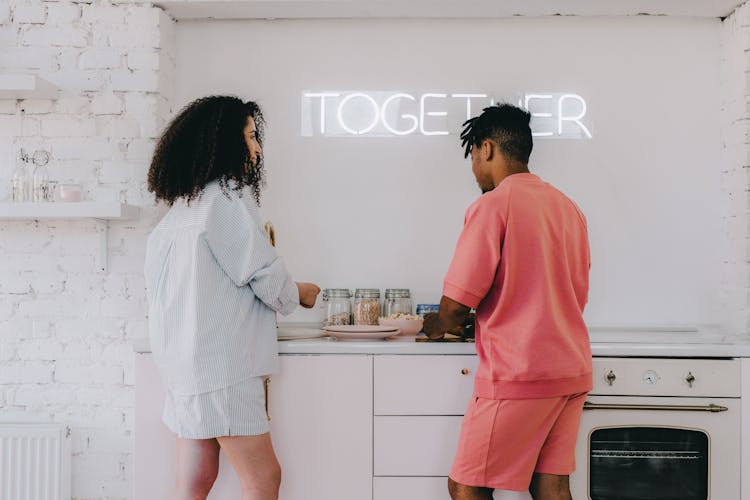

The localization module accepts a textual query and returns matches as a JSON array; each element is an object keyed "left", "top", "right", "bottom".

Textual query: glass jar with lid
[
  {"left": 11, "top": 149, "right": 30, "bottom": 202},
  {"left": 353, "top": 288, "right": 381, "bottom": 325},
  {"left": 321, "top": 288, "right": 352, "bottom": 326},
  {"left": 31, "top": 149, "right": 50, "bottom": 202},
  {"left": 383, "top": 288, "right": 412, "bottom": 317}
]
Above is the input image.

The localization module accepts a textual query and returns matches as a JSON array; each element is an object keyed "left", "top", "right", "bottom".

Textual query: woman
[{"left": 144, "top": 95, "right": 320, "bottom": 500}]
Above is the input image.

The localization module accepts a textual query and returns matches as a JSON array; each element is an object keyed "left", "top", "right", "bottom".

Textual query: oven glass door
[
  {"left": 571, "top": 396, "right": 741, "bottom": 500},
  {"left": 589, "top": 427, "right": 707, "bottom": 500}
]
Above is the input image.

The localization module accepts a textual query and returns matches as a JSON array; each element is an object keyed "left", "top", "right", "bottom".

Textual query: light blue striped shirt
[{"left": 144, "top": 180, "right": 299, "bottom": 396}]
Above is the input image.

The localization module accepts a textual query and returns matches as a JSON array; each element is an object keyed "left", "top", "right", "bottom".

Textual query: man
[{"left": 422, "top": 104, "right": 592, "bottom": 500}]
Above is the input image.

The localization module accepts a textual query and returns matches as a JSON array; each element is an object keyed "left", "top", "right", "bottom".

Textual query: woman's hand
[{"left": 296, "top": 282, "right": 321, "bottom": 308}]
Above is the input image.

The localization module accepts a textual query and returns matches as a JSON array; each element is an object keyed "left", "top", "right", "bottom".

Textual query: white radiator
[{"left": 0, "top": 424, "right": 71, "bottom": 500}]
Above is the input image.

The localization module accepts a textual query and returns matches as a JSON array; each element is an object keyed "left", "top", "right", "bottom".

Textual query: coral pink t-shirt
[{"left": 443, "top": 173, "right": 592, "bottom": 399}]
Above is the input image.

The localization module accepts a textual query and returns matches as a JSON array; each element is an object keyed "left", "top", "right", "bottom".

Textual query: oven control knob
[
  {"left": 604, "top": 370, "right": 616, "bottom": 386},
  {"left": 642, "top": 370, "right": 660, "bottom": 385},
  {"left": 685, "top": 372, "right": 696, "bottom": 388}
]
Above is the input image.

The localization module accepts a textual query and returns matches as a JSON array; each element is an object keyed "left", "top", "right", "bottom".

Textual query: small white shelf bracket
[{"left": 94, "top": 218, "right": 109, "bottom": 273}]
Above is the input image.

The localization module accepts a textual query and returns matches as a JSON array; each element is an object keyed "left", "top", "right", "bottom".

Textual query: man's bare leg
[
  {"left": 448, "top": 477, "right": 494, "bottom": 500},
  {"left": 529, "top": 473, "right": 572, "bottom": 500}
]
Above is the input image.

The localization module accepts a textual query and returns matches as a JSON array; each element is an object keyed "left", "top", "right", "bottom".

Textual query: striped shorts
[{"left": 162, "top": 376, "right": 270, "bottom": 439}]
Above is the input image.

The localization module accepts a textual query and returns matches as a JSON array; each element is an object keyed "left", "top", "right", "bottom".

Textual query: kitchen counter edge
[{"left": 132, "top": 338, "right": 750, "bottom": 357}]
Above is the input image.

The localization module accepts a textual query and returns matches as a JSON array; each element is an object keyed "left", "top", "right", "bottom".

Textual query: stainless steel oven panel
[{"left": 571, "top": 395, "right": 741, "bottom": 500}]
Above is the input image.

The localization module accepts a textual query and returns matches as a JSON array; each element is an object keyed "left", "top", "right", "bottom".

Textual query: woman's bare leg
[
  {"left": 172, "top": 437, "right": 220, "bottom": 500},
  {"left": 217, "top": 433, "right": 281, "bottom": 500}
]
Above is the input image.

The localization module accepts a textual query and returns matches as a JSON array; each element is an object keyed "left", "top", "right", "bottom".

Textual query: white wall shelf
[
  {"left": 0, "top": 75, "right": 58, "bottom": 99},
  {"left": 0, "top": 202, "right": 140, "bottom": 272},
  {"left": 0, "top": 202, "right": 138, "bottom": 220}
]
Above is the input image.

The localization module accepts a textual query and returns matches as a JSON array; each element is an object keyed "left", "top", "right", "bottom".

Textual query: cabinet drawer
[
  {"left": 374, "top": 416, "right": 463, "bottom": 476},
  {"left": 374, "top": 355, "right": 478, "bottom": 415},
  {"left": 374, "top": 478, "right": 533, "bottom": 500},
  {"left": 374, "top": 477, "right": 450, "bottom": 500}
]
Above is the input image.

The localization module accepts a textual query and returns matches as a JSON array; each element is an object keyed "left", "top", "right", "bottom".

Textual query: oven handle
[{"left": 583, "top": 402, "right": 728, "bottom": 412}]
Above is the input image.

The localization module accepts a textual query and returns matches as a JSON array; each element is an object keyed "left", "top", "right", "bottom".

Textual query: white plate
[
  {"left": 326, "top": 329, "right": 400, "bottom": 341},
  {"left": 323, "top": 325, "right": 399, "bottom": 333},
  {"left": 277, "top": 327, "right": 328, "bottom": 340}
]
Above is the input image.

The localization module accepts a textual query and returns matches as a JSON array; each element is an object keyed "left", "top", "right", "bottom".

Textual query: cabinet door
[
  {"left": 269, "top": 355, "right": 373, "bottom": 500},
  {"left": 134, "top": 353, "right": 179, "bottom": 500},
  {"left": 375, "top": 355, "right": 478, "bottom": 415},
  {"left": 134, "top": 354, "right": 243, "bottom": 499}
]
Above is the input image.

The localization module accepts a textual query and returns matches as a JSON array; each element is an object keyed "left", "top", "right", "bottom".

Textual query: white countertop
[{"left": 132, "top": 324, "right": 750, "bottom": 357}]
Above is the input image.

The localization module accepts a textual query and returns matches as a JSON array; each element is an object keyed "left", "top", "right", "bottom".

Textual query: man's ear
[{"left": 482, "top": 139, "right": 494, "bottom": 161}]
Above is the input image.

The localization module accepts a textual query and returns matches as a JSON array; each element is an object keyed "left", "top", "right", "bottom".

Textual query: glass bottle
[
  {"left": 321, "top": 288, "right": 352, "bottom": 326},
  {"left": 11, "top": 149, "right": 30, "bottom": 202},
  {"left": 383, "top": 288, "right": 412, "bottom": 317},
  {"left": 353, "top": 288, "right": 381, "bottom": 325},
  {"left": 31, "top": 150, "right": 50, "bottom": 202}
]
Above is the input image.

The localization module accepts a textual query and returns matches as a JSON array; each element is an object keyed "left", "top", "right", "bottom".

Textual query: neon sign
[{"left": 301, "top": 91, "right": 592, "bottom": 139}]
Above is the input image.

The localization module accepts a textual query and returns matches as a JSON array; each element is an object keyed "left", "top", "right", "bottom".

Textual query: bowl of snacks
[{"left": 378, "top": 313, "right": 424, "bottom": 339}]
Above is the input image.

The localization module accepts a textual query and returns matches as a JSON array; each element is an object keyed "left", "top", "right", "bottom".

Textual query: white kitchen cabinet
[
  {"left": 135, "top": 353, "right": 243, "bottom": 499},
  {"left": 372, "top": 355, "right": 476, "bottom": 496},
  {"left": 374, "top": 355, "right": 478, "bottom": 415},
  {"left": 134, "top": 353, "right": 373, "bottom": 500},
  {"left": 374, "top": 416, "right": 463, "bottom": 476},
  {"left": 374, "top": 477, "right": 451, "bottom": 500},
  {"left": 269, "top": 355, "right": 373, "bottom": 500}
]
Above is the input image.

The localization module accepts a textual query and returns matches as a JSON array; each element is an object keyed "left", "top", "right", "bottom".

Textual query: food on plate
[{"left": 385, "top": 312, "right": 421, "bottom": 320}]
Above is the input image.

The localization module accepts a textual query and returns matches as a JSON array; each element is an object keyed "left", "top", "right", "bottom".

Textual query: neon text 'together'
[{"left": 301, "top": 91, "right": 593, "bottom": 139}]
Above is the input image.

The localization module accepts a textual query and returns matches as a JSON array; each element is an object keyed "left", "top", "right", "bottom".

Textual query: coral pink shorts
[{"left": 449, "top": 392, "right": 587, "bottom": 491}]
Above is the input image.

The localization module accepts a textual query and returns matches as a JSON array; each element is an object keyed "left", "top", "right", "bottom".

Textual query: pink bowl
[{"left": 378, "top": 317, "right": 424, "bottom": 337}]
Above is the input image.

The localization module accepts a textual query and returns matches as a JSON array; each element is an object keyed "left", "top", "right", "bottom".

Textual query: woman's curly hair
[{"left": 148, "top": 95, "right": 266, "bottom": 205}]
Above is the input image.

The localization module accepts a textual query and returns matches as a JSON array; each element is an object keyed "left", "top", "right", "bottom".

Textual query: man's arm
[{"left": 422, "top": 295, "right": 472, "bottom": 339}]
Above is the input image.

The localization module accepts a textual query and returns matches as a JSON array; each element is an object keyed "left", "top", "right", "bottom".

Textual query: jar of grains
[
  {"left": 353, "top": 288, "right": 381, "bottom": 325},
  {"left": 321, "top": 289, "right": 352, "bottom": 326},
  {"left": 383, "top": 289, "right": 412, "bottom": 317}
]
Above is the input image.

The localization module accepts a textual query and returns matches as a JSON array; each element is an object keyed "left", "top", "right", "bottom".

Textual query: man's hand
[
  {"left": 422, "top": 312, "right": 444, "bottom": 340},
  {"left": 296, "top": 282, "right": 321, "bottom": 308},
  {"left": 421, "top": 296, "right": 472, "bottom": 339}
]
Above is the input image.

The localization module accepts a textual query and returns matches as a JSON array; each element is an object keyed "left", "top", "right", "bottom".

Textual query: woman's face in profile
[{"left": 243, "top": 116, "right": 263, "bottom": 167}]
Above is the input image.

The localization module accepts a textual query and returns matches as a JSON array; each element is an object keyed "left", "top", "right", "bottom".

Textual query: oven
[{"left": 570, "top": 358, "right": 741, "bottom": 499}]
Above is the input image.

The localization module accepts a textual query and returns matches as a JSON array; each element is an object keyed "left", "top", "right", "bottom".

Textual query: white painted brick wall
[
  {"left": 47, "top": 3, "right": 81, "bottom": 24},
  {"left": 13, "top": 2, "right": 47, "bottom": 25},
  {"left": 22, "top": 26, "right": 88, "bottom": 47},
  {"left": 720, "top": 3, "right": 750, "bottom": 334},
  {"left": 0, "top": 47, "right": 59, "bottom": 70},
  {"left": 0, "top": 2, "right": 175, "bottom": 499},
  {"left": 79, "top": 48, "right": 124, "bottom": 70}
]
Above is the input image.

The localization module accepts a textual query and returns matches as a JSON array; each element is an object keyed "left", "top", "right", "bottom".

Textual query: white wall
[
  {"left": 0, "top": 2, "right": 175, "bottom": 498},
  {"left": 177, "top": 17, "right": 726, "bottom": 328}
]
